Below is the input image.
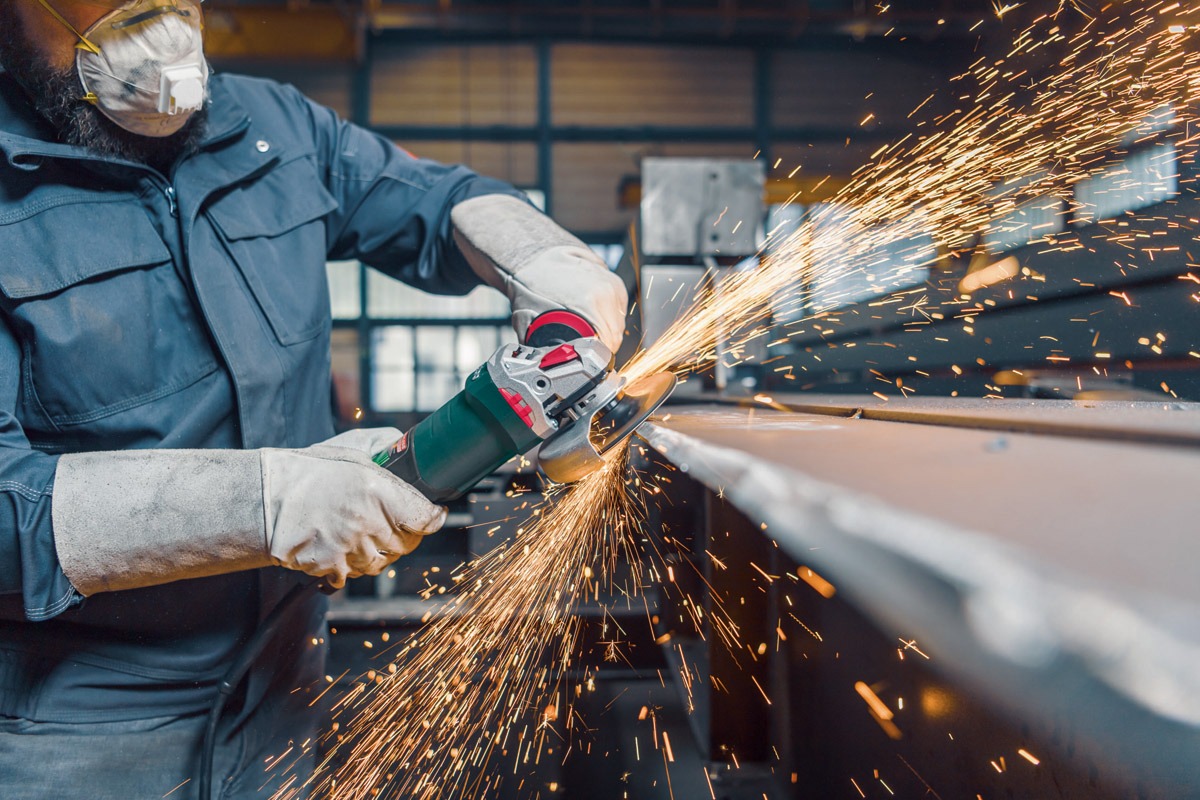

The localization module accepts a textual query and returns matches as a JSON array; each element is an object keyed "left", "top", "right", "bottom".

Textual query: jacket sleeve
[
  {"left": 294, "top": 87, "right": 526, "bottom": 295},
  {"left": 0, "top": 315, "right": 81, "bottom": 621}
]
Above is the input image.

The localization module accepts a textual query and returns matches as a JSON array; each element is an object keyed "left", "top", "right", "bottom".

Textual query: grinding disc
[{"left": 592, "top": 372, "right": 678, "bottom": 455}]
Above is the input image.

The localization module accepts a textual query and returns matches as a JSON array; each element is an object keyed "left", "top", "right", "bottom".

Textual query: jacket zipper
[{"left": 162, "top": 183, "right": 178, "bottom": 218}]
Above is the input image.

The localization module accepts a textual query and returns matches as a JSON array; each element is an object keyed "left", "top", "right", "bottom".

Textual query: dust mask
[{"left": 38, "top": 0, "right": 208, "bottom": 138}]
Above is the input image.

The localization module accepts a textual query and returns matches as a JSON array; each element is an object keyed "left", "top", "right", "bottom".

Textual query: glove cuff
[
  {"left": 53, "top": 449, "right": 270, "bottom": 595},
  {"left": 451, "top": 194, "right": 628, "bottom": 352},
  {"left": 451, "top": 194, "right": 586, "bottom": 284}
]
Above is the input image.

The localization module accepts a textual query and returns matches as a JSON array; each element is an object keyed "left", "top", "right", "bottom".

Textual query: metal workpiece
[
  {"left": 747, "top": 392, "right": 1200, "bottom": 447},
  {"left": 641, "top": 399, "right": 1200, "bottom": 797}
]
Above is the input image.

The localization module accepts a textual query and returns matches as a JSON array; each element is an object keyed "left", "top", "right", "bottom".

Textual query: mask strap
[{"left": 34, "top": 0, "right": 102, "bottom": 55}]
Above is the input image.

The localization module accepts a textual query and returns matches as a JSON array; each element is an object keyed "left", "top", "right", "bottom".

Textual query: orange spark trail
[{"left": 282, "top": 2, "right": 1198, "bottom": 797}]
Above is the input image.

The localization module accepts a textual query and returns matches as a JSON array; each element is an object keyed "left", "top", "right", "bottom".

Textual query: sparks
[{"left": 280, "top": 2, "right": 1200, "bottom": 795}]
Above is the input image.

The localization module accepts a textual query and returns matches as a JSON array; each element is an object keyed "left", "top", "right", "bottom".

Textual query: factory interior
[{"left": 131, "top": 1, "right": 1199, "bottom": 798}]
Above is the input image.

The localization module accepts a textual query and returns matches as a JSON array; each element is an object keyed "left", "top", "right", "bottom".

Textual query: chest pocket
[
  {"left": 205, "top": 156, "right": 339, "bottom": 346},
  {"left": 0, "top": 198, "right": 219, "bottom": 429}
]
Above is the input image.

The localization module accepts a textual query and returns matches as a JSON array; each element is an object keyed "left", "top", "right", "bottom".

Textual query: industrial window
[
  {"left": 804, "top": 203, "right": 933, "bottom": 313},
  {"left": 1073, "top": 141, "right": 1179, "bottom": 226},
  {"left": 372, "top": 324, "right": 517, "bottom": 413},
  {"left": 982, "top": 170, "right": 1067, "bottom": 254},
  {"left": 327, "top": 261, "right": 513, "bottom": 415},
  {"left": 366, "top": 270, "right": 511, "bottom": 320},
  {"left": 368, "top": 273, "right": 512, "bottom": 412},
  {"left": 327, "top": 260, "right": 362, "bottom": 320},
  {"left": 983, "top": 195, "right": 1067, "bottom": 254}
]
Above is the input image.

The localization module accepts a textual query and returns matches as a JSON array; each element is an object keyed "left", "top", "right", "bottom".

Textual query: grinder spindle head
[{"left": 538, "top": 371, "right": 677, "bottom": 483}]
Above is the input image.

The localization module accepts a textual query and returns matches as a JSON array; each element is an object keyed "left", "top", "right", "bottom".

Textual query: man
[{"left": 0, "top": 0, "right": 628, "bottom": 796}]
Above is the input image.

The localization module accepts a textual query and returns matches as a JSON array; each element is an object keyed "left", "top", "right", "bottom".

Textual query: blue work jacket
[{"left": 0, "top": 71, "right": 517, "bottom": 723}]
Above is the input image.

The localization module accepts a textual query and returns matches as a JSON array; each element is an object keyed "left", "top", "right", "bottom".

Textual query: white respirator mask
[{"left": 38, "top": 0, "right": 209, "bottom": 138}]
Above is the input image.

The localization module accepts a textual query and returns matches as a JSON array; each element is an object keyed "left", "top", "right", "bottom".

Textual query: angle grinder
[
  {"left": 371, "top": 310, "right": 677, "bottom": 501},
  {"left": 199, "top": 311, "right": 673, "bottom": 800}
]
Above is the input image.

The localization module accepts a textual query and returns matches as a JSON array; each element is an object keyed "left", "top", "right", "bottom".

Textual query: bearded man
[{"left": 0, "top": 1, "right": 627, "bottom": 796}]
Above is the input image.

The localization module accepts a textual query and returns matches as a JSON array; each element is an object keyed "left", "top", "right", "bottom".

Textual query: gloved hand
[
  {"left": 262, "top": 427, "right": 445, "bottom": 588},
  {"left": 451, "top": 194, "right": 629, "bottom": 354},
  {"left": 52, "top": 428, "right": 445, "bottom": 595}
]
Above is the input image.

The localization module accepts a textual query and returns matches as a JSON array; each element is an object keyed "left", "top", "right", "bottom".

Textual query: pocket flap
[
  {"left": 0, "top": 199, "right": 172, "bottom": 299},
  {"left": 206, "top": 157, "right": 338, "bottom": 241}
]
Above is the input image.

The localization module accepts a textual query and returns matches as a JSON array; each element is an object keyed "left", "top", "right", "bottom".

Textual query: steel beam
[
  {"left": 641, "top": 400, "right": 1200, "bottom": 797},
  {"left": 721, "top": 393, "right": 1200, "bottom": 448}
]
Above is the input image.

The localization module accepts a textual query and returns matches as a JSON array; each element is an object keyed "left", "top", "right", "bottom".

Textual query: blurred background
[
  {"left": 199, "top": 5, "right": 1200, "bottom": 798},
  {"left": 205, "top": 0, "right": 995, "bottom": 428}
]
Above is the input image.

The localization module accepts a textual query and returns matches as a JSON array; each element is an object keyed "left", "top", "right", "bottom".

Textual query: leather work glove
[
  {"left": 261, "top": 427, "right": 445, "bottom": 587},
  {"left": 52, "top": 428, "right": 445, "bottom": 595},
  {"left": 451, "top": 194, "right": 629, "bottom": 354}
]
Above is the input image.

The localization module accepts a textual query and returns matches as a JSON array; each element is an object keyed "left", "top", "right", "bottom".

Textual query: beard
[{"left": 0, "top": 7, "right": 207, "bottom": 173}]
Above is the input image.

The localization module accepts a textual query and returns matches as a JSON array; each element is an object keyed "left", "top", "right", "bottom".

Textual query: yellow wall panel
[
  {"left": 399, "top": 141, "right": 539, "bottom": 188},
  {"left": 772, "top": 51, "right": 944, "bottom": 130},
  {"left": 552, "top": 44, "right": 755, "bottom": 128},
  {"left": 370, "top": 44, "right": 538, "bottom": 127}
]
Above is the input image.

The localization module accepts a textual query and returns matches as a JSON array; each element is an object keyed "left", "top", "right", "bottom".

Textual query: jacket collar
[{"left": 0, "top": 70, "right": 251, "bottom": 173}]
